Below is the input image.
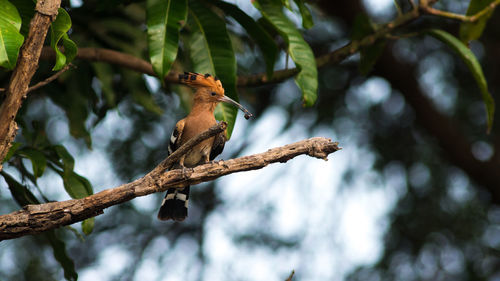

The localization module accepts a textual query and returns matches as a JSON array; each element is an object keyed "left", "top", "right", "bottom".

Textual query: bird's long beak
[{"left": 220, "top": 96, "right": 253, "bottom": 119}]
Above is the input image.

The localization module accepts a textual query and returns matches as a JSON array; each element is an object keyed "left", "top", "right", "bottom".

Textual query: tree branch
[
  {"left": 26, "top": 63, "right": 75, "bottom": 93},
  {"left": 40, "top": 46, "right": 158, "bottom": 77},
  {"left": 38, "top": 2, "right": 424, "bottom": 88},
  {"left": 420, "top": 0, "right": 500, "bottom": 22},
  {"left": 0, "top": 0, "right": 61, "bottom": 172},
  {"left": 1, "top": 63, "right": 76, "bottom": 94},
  {"left": 0, "top": 135, "right": 341, "bottom": 240}
]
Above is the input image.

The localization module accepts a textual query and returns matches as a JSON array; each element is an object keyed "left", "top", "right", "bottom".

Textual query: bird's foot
[
  {"left": 180, "top": 166, "right": 194, "bottom": 180},
  {"left": 212, "top": 159, "right": 229, "bottom": 168}
]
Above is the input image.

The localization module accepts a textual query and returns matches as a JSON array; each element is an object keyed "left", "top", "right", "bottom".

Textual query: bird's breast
[
  {"left": 180, "top": 113, "right": 217, "bottom": 167},
  {"left": 183, "top": 139, "right": 213, "bottom": 167}
]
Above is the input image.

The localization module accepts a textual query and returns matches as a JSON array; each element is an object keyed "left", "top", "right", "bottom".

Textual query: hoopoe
[{"left": 158, "top": 72, "right": 252, "bottom": 221}]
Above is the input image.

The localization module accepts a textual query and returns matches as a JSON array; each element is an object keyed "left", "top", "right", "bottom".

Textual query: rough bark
[
  {"left": 0, "top": 134, "right": 340, "bottom": 240},
  {"left": 0, "top": 0, "right": 61, "bottom": 171}
]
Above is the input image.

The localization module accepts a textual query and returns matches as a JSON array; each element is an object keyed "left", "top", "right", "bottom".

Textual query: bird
[{"left": 157, "top": 72, "right": 253, "bottom": 221}]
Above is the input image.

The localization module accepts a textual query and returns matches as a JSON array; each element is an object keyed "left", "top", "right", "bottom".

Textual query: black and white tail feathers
[
  {"left": 157, "top": 120, "right": 226, "bottom": 221},
  {"left": 157, "top": 186, "right": 190, "bottom": 221},
  {"left": 158, "top": 122, "right": 189, "bottom": 221}
]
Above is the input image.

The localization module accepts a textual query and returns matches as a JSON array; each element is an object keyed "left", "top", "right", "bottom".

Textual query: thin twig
[
  {"left": 26, "top": 63, "right": 74, "bottom": 93},
  {"left": 285, "top": 270, "right": 295, "bottom": 281},
  {"left": 469, "top": 0, "right": 500, "bottom": 21},
  {"left": 420, "top": 0, "right": 500, "bottom": 22},
  {"left": 421, "top": 6, "right": 469, "bottom": 21},
  {"left": 394, "top": 0, "right": 403, "bottom": 16}
]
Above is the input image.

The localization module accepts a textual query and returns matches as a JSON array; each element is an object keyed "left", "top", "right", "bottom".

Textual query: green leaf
[
  {"left": 8, "top": 0, "right": 35, "bottom": 36},
  {"left": 18, "top": 148, "right": 47, "bottom": 179},
  {"left": 19, "top": 159, "right": 37, "bottom": 185},
  {"left": 359, "top": 40, "right": 385, "bottom": 75},
  {"left": 74, "top": 172, "right": 93, "bottom": 196},
  {"left": 65, "top": 225, "right": 86, "bottom": 241},
  {"left": 50, "top": 8, "right": 75, "bottom": 71},
  {"left": 53, "top": 145, "right": 75, "bottom": 174},
  {"left": 293, "top": 0, "right": 314, "bottom": 29},
  {"left": 61, "top": 33, "right": 77, "bottom": 63},
  {"left": 45, "top": 231, "right": 78, "bottom": 281},
  {"left": 3, "top": 165, "right": 78, "bottom": 281},
  {"left": 82, "top": 217, "right": 95, "bottom": 235},
  {"left": 1, "top": 171, "right": 39, "bottom": 206},
  {"left": 47, "top": 68, "right": 93, "bottom": 147},
  {"left": 427, "top": 29, "right": 495, "bottom": 132},
  {"left": 459, "top": 0, "right": 495, "bottom": 43},
  {"left": 3, "top": 142, "right": 21, "bottom": 162},
  {"left": 122, "top": 69, "right": 164, "bottom": 115},
  {"left": 147, "top": 0, "right": 187, "bottom": 80},
  {"left": 0, "top": 0, "right": 21, "bottom": 31},
  {"left": 132, "top": 89, "right": 165, "bottom": 115},
  {"left": 0, "top": 0, "right": 24, "bottom": 69},
  {"left": 254, "top": 0, "right": 318, "bottom": 107},
  {"left": 281, "top": 0, "right": 292, "bottom": 10},
  {"left": 189, "top": 31, "right": 212, "bottom": 73},
  {"left": 351, "top": 14, "right": 373, "bottom": 41},
  {"left": 57, "top": 170, "right": 93, "bottom": 199},
  {"left": 352, "top": 14, "right": 386, "bottom": 75},
  {"left": 189, "top": 0, "right": 239, "bottom": 138},
  {"left": 92, "top": 62, "right": 116, "bottom": 107},
  {"left": 215, "top": 1, "right": 278, "bottom": 79},
  {"left": 91, "top": 18, "right": 145, "bottom": 57}
]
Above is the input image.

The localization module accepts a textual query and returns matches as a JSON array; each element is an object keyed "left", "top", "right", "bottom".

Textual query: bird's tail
[{"left": 157, "top": 186, "right": 190, "bottom": 221}]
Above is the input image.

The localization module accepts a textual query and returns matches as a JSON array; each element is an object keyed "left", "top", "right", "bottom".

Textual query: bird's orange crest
[{"left": 178, "top": 72, "right": 224, "bottom": 94}]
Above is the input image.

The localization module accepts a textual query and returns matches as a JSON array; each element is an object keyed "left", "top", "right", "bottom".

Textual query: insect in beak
[{"left": 219, "top": 96, "right": 253, "bottom": 119}]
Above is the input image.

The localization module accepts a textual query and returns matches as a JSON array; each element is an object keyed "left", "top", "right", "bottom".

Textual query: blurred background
[{"left": 1, "top": 0, "right": 500, "bottom": 280}]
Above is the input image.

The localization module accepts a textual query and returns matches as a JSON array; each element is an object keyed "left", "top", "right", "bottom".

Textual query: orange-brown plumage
[
  {"left": 178, "top": 105, "right": 217, "bottom": 167},
  {"left": 158, "top": 72, "right": 252, "bottom": 221}
]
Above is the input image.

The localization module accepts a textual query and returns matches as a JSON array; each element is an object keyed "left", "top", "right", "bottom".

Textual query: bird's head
[{"left": 178, "top": 72, "right": 253, "bottom": 119}]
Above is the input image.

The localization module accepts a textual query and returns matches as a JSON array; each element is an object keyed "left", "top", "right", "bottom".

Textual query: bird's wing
[
  {"left": 209, "top": 130, "right": 227, "bottom": 161},
  {"left": 168, "top": 119, "right": 185, "bottom": 155},
  {"left": 158, "top": 119, "right": 188, "bottom": 222}
]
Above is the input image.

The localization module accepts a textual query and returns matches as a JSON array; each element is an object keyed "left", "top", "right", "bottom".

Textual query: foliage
[
  {"left": 254, "top": 0, "right": 318, "bottom": 106},
  {"left": 459, "top": 0, "right": 496, "bottom": 43},
  {"left": 0, "top": 0, "right": 499, "bottom": 280},
  {"left": 188, "top": 0, "right": 239, "bottom": 137},
  {"left": 427, "top": 28, "right": 495, "bottom": 132},
  {"left": 0, "top": 0, "right": 24, "bottom": 69},
  {"left": 146, "top": 0, "right": 187, "bottom": 80},
  {"left": 50, "top": 8, "right": 77, "bottom": 71}
]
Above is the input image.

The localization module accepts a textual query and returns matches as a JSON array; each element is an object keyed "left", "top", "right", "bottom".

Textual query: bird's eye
[{"left": 211, "top": 92, "right": 216, "bottom": 96}]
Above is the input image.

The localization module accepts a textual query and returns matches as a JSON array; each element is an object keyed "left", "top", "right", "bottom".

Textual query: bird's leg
[
  {"left": 178, "top": 155, "right": 190, "bottom": 180},
  {"left": 203, "top": 154, "right": 211, "bottom": 164},
  {"left": 204, "top": 154, "right": 222, "bottom": 165}
]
